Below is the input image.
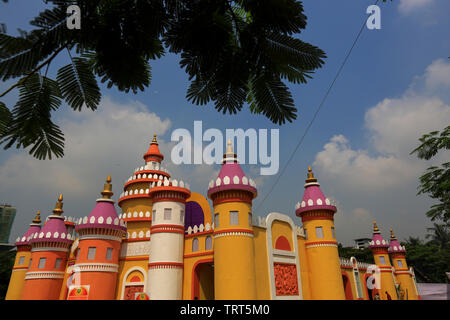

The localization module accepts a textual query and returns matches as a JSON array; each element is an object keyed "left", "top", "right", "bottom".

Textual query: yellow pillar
[
  {"left": 295, "top": 167, "right": 345, "bottom": 300},
  {"left": 5, "top": 211, "right": 42, "bottom": 300},
  {"left": 369, "top": 222, "right": 398, "bottom": 300},
  {"left": 388, "top": 229, "right": 418, "bottom": 300},
  {"left": 5, "top": 247, "right": 31, "bottom": 300},
  {"left": 207, "top": 140, "right": 257, "bottom": 300}
]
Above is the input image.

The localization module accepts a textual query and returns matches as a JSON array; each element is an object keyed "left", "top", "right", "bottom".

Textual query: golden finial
[
  {"left": 373, "top": 221, "right": 379, "bottom": 232},
  {"left": 305, "top": 166, "right": 318, "bottom": 183},
  {"left": 53, "top": 193, "right": 64, "bottom": 216},
  {"left": 152, "top": 134, "right": 158, "bottom": 144},
  {"left": 101, "top": 174, "right": 113, "bottom": 199},
  {"left": 226, "top": 139, "right": 233, "bottom": 154},
  {"left": 390, "top": 228, "right": 396, "bottom": 239},
  {"left": 32, "top": 210, "right": 41, "bottom": 224}
]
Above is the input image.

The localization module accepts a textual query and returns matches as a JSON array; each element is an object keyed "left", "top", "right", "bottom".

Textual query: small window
[
  {"left": 76, "top": 248, "right": 80, "bottom": 260},
  {"left": 315, "top": 226, "right": 324, "bottom": 239},
  {"left": 164, "top": 208, "right": 172, "bottom": 220},
  {"left": 55, "top": 258, "right": 62, "bottom": 269},
  {"left": 180, "top": 210, "right": 185, "bottom": 224},
  {"left": 230, "top": 211, "right": 239, "bottom": 225},
  {"left": 192, "top": 238, "right": 199, "bottom": 252},
  {"left": 331, "top": 227, "right": 336, "bottom": 238},
  {"left": 18, "top": 256, "right": 25, "bottom": 266},
  {"left": 205, "top": 236, "right": 212, "bottom": 250},
  {"left": 397, "top": 260, "right": 403, "bottom": 268},
  {"left": 106, "top": 248, "right": 113, "bottom": 260},
  {"left": 379, "top": 256, "right": 386, "bottom": 265},
  {"left": 214, "top": 213, "right": 219, "bottom": 228},
  {"left": 88, "top": 247, "right": 96, "bottom": 260},
  {"left": 304, "top": 229, "right": 308, "bottom": 240},
  {"left": 152, "top": 209, "right": 156, "bottom": 221},
  {"left": 248, "top": 213, "right": 252, "bottom": 226},
  {"left": 38, "top": 258, "right": 46, "bottom": 269},
  {"left": 29, "top": 259, "right": 32, "bottom": 269}
]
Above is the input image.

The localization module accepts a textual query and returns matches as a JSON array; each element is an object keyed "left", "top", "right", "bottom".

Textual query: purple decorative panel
[{"left": 185, "top": 201, "right": 204, "bottom": 232}]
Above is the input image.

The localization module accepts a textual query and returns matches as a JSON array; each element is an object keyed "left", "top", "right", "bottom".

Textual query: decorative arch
[
  {"left": 265, "top": 212, "right": 302, "bottom": 300},
  {"left": 120, "top": 266, "right": 147, "bottom": 300}
]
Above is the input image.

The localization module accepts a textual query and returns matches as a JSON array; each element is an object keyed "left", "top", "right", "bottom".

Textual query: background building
[{"left": 0, "top": 205, "right": 16, "bottom": 244}]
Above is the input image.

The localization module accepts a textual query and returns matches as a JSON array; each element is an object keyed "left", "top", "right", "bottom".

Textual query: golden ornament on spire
[
  {"left": 305, "top": 166, "right": 318, "bottom": 183},
  {"left": 101, "top": 174, "right": 114, "bottom": 199},
  {"left": 226, "top": 139, "right": 233, "bottom": 154},
  {"left": 390, "top": 228, "right": 396, "bottom": 239},
  {"left": 53, "top": 193, "right": 64, "bottom": 216},
  {"left": 373, "top": 221, "right": 379, "bottom": 232},
  {"left": 32, "top": 210, "right": 41, "bottom": 224},
  {"left": 152, "top": 134, "right": 158, "bottom": 144}
]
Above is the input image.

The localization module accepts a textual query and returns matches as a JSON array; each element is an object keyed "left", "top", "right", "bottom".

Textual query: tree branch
[{"left": 0, "top": 44, "right": 66, "bottom": 98}]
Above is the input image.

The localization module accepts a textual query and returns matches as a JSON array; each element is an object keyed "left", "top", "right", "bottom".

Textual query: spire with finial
[
  {"left": 305, "top": 166, "right": 318, "bottom": 183},
  {"left": 143, "top": 133, "right": 164, "bottom": 162},
  {"left": 369, "top": 221, "right": 389, "bottom": 249},
  {"left": 53, "top": 194, "right": 64, "bottom": 216},
  {"left": 388, "top": 227, "right": 405, "bottom": 253},
  {"left": 390, "top": 228, "right": 396, "bottom": 239},
  {"left": 222, "top": 139, "right": 238, "bottom": 164},
  {"left": 32, "top": 211, "right": 41, "bottom": 224},
  {"left": 373, "top": 221, "right": 380, "bottom": 233},
  {"left": 101, "top": 174, "right": 114, "bottom": 199}
]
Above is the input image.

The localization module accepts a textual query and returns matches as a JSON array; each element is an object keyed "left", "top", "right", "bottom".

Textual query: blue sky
[{"left": 1, "top": 0, "right": 449, "bottom": 246}]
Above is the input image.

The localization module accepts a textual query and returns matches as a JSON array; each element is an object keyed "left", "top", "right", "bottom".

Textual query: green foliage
[
  {"left": 0, "top": 0, "right": 326, "bottom": 160},
  {"left": 411, "top": 126, "right": 450, "bottom": 222},
  {"left": 0, "top": 249, "right": 15, "bottom": 300},
  {"left": 404, "top": 230, "right": 450, "bottom": 283},
  {"left": 338, "top": 244, "right": 375, "bottom": 264}
]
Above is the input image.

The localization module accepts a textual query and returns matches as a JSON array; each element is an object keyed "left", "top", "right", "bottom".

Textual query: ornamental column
[
  {"left": 21, "top": 194, "right": 74, "bottom": 300},
  {"left": 147, "top": 176, "right": 190, "bottom": 299},
  {"left": 388, "top": 228, "right": 418, "bottom": 300},
  {"left": 369, "top": 222, "right": 398, "bottom": 300},
  {"left": 207, "top": 140, "right": 258, "bottom": 300},
  {"left": 295, "top": 167, "right": 345, "bottom": 300},
  {"left": 5, "top": 211, "right": 41, "bottom": 300}
]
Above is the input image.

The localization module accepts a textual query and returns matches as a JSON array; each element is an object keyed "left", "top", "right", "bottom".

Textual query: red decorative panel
[
  {"left": 124, "top": 285, "right": 144, "bottom": 300},
  {"left": 275, "top": 236, "right": 291, "bottom": 251},
  {"left": 273, "top": 263, "right": 299, "bottom": 296}
]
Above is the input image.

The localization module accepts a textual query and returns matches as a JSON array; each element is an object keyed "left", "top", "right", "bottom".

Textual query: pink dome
[
  {"left": 207, "top": 141, "right": 257, "bottom": 199},
  {"left": 76, "top": 175, "right": 126, "bottom": 232},
  {"left": 15, "top": 224, "right": 41, "bottom": 246},
  {"left": 388, "top": 229, "right": 406, "bottom": 253},
  {"left": 30, "top": 195, "right": 73, "bottom": 244},
  {"left": 295, "top": 167, "right": 336, "bottom": 216},
  {"left": 368, "top": 222, "right": 389, "bottom": 249},
  {"left": 75, "top": 200, "right": 126, "bottom": 232}
]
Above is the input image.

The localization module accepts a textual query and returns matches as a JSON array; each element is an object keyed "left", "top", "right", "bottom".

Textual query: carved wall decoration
[{"left": 273, "top": 263, "right": 299, "bottom": 296}]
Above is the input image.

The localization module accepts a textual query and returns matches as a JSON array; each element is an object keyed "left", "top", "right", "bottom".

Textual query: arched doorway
[
  {"left": 192, "top": 259, "right": 214, "bottom": 300},
  {"left": 342, "top": 273, "right": 353, "bottom": 300}
]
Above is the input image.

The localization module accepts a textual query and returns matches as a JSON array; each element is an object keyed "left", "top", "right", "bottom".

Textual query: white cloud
[
  {"left": 398, "top": 0, "right": 434, "bottom": 14},
  {"left": 313, "top": 59, "right": 450, "bottom": 245},
  {"left": 0, "top": 96, "right": 172, "bottom": 239}
]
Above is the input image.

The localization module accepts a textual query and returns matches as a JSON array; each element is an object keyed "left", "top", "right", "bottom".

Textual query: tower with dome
[{"left": 5, "top": 135, "right": 420, "bottom": 300}]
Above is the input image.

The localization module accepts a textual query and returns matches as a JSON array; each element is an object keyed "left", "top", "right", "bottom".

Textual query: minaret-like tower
[
  {"left": 117, "top": 134, "right": 172, "bottom": 299},
  {"left": 369, "top": 222, "right": 398, "bottom": 300},
  {"left": 70, "top": 175, "right": 127, "bottom": 300},
  {"left": 388, "top": 229, "right": 418, "bottom": 300},
  {"left": 146, "top": 175, "right": 190, "bottom": 299},
  {"left": 21, "top": 194, "right": 74, "bottom": 300},
  {"left": 5, "top": 211, "right": 41, "bottom": 300},
  {"left": 207, "top": 140, "right": 258, "bottom": 299},
  {"left": 295, "top": 167, "right": 345, "bottom": 300}
]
